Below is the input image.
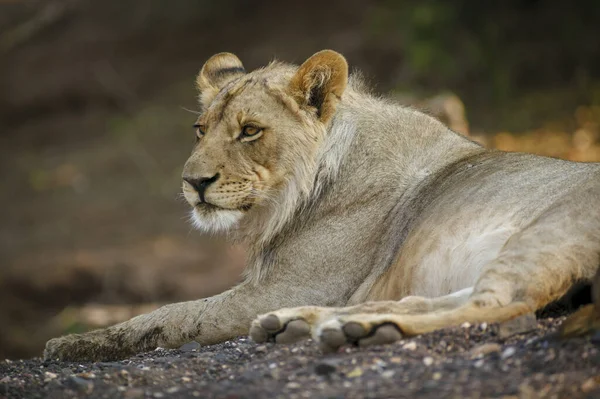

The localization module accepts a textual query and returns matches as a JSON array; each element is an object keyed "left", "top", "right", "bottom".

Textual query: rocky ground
[{"left": 1, "top": 316, "right": 599, "bottom": 399}]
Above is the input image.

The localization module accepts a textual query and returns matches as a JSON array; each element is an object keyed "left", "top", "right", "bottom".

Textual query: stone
[
  {"left": 470, "top": 343, "right": 502, "bottom": 358},
  {"left": 77, "top": 372, "right": 96, "bottom": 379},
  {"left": 123, "top": 388, "right": 145, "bottom": 399},
  {"left": 66, "top": 376, "right": 94, "bottom": 393},
  {"left": 381, "top": 370, "right": 395, "bottom": 378},
  {"left": 498, "top": 313, "right": 537, "bottom": 339},
  {"left": 346, "top": 367, "right": 363, "bottom": 378},
  {"left": 314, "top": 360, "right": 337, "bottom": 376},
  {"left": 591, "top": 330, "right": 600, "bottom": 344},
  {"left": 43, "top": 371, "right": 58, "bottom": 380},
  {"left": 581, "top": 376, "right": 600, "bottom": 393},
  {"left": 179, "top": 341, "right": 201, "bottom": 351},
  {"left": 501, "top": 347, "right": 517, "bottom": 359},
  {"left": 402, "top": 341, "right": 417, "bottom": 351}
]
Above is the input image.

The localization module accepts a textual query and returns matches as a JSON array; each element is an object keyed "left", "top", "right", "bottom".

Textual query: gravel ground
[{"left": 1, "top": 317, "right": 599, "bottom": 399}]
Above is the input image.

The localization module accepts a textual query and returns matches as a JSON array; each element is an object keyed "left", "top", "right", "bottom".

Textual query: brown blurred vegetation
[{"left": 1, "top": 0, "right": 599, "bottom": 360}]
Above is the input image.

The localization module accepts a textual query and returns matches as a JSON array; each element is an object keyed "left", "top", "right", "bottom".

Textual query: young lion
[{"left": 44, "top": 50, "right": 600, "bottom": 361}]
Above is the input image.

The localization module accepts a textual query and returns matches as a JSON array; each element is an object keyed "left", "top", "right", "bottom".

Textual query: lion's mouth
[
  {"left": 195, "top": 201, "right": 253, "bottom": 212},
  {"left": 239, "top": 204, "right": 253, "bottom": 211},
  {"left": 195, "top": 201, "right": 223, "bottom": 211}
]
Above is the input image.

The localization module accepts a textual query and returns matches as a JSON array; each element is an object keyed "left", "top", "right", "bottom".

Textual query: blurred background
[{"left": 1, "top": 0, "right": 600, "bottom": 360}]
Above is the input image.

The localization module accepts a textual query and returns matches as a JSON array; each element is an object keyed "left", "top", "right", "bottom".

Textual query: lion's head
[{"left": 182, "top": 50, "right": 348, "bottom": 234}]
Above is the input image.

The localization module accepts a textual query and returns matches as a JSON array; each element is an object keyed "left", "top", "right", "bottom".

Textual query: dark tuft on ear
[
  {"left": 196, "top": 53, "right": 246, "bottom": 108},
  {"left": 289, "top": 50, "right": 348, "bottom": 123}
]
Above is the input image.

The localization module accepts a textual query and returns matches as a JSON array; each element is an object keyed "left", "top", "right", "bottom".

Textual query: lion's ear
[
  {"left": 289, "top": 50, "right": 348, "bottom": 123},
  {"left": 196, "top": 52, "right": 246, "bottom": 108}
]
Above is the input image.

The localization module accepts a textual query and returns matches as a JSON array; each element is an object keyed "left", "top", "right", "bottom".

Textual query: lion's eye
[
  {"left": 240, "top": 125, "right": 263, "bottom": 141},
  {"left": 194, "top": 124, "right": 206, "bottom": 139}
]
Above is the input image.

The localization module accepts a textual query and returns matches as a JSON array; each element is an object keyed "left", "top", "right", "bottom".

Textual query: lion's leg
[
  {"left": 44, "top": 275, "right": 341, "bottom": 361},
  {"left": 44, "top": 290, "right": 254, "bottom": 362},
  {"left": 316, "top": 191, "right": 600, "bottom": 351},
  {"left": 249, "top": 287, "right": 473, "bottom": 344},
  {"left": 316, "top": 301, "right": 532, "bottom": 351}
]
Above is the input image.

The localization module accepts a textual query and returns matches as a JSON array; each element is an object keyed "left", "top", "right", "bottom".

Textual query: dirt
[{"left": 1, "top": 318, "right": 599, "bottom": 399}]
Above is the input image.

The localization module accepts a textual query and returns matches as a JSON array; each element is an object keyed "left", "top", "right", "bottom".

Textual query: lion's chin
[{"left": 190, "top": 207, "right": 244, "bottom": 233}]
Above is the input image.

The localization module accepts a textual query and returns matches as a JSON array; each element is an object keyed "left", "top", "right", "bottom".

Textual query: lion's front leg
[
  {"left": 43, "top": 281, "right": 294, "bottom": 362},
  {"left": 43, "top": 299, "right": 212, "bottom": 362},
  {"left": 43, "top": 276, "right": 338, "bottom": 362}
]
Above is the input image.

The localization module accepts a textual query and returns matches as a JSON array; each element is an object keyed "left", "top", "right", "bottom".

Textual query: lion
[{"left": 44, "top": 50, "right": 600, "bottom": 361}]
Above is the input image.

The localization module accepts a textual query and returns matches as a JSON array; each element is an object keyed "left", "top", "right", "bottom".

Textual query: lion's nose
[{"left": 183, "top": 173, "right": 220, "bottom": 203}]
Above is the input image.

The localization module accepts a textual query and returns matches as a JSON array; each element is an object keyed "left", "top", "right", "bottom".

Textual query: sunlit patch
[{"left": 190, "top": 208, "right": 244, "bottom": 233}]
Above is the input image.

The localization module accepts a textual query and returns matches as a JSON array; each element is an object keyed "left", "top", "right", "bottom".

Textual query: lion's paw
[
  {"left": 316, "top": 315, "right": 403, "bottom": 352},
  {"left": 43, "top": 330, "right": 128, "bottom": 362},
  {"left": 250, "top": 306, "right": 332, "bottom": 344},
  {"left": 44, "top": 335, "right": 84, "bottom": 361}
]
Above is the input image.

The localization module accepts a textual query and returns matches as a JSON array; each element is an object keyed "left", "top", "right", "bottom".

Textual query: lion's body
[{"left": 45, "top": 51, "right": 600, "bottom": 361}]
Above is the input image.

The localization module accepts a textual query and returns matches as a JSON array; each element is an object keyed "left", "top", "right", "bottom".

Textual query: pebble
[
  {"left": 179, "top": 341, "right": 201, "bottom": 351},
  {"left": 181, "top": 376, "right": 191, "bottom": 383},
  {"left": 66, "top": 376, "right": 94, "bottom": 393},
  {"left": 381, "top": 370, "right": 395, "bottom": 378},
  {"left": 402, "top": 341, "right": 417, "bottom": 351},
  {"left": 346, "top": 367, "right": 363, "bottom": 378},
  {"left": 255, "top": 345, "right": 268, "bottom": 353},
  {"left": 77, "top": 372, "right": 96, "bottom": 379},
  {"left": 470, "top": 343, "right": 501, "bottom": 358},
  {"left": 498, "top": 313, "right": 537, "bottom": 339},
  {"left": 44, "top": 371, "right": 58, "bottom": 380},
  {"left": 581, "top": 376, "right": 599, "bottom": 392},
  {"left": 423, "top": 357, "right": 434, "bottom": 366},
  {"left": 123, "top": 388, "right": 145, "bottom": 399},
  {"left": 165, "top": 387, "right": 180, "bottom": 394},
  {"left": 501, "top": 347, "right": 517, "bottom": 359},
  {"left": 461, "top": 322, "right": 471, "bottom": 329},
  {"left": 286, "top": 382, "right": 301, "bottom": 389},
  {"left": 314, "top": 360, "right": 337, "bottom": 376},
  {"left": 432, "top": 372, "right": 442, "bottom": 380}
]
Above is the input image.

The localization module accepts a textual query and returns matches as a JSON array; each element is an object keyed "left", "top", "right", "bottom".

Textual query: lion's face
[{"left": 182, "top": 51, "right": 348, "bottom": 232}]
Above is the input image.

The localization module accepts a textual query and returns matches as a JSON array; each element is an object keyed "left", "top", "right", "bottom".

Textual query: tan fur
[{"left": 44, "top": 50, "right": 600, "bottom": 361}]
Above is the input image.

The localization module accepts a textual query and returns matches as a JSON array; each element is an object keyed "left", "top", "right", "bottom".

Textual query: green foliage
[{"left": 367, "top": 0, "right": 600, "bottom": 119}]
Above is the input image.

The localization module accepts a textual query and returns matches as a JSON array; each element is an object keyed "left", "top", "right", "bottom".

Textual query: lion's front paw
[
  {"left": 249, "top": 306, "right": 333, "bottom": 344},
  {"left": 316, "top": 315, "right": 403, "bottom": 352},
  {"left": 43, "top": 330, "right": 131, "bottom": 362},
  {"left": 44, "top": 335, "right": 83, "bottom": 362}
]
